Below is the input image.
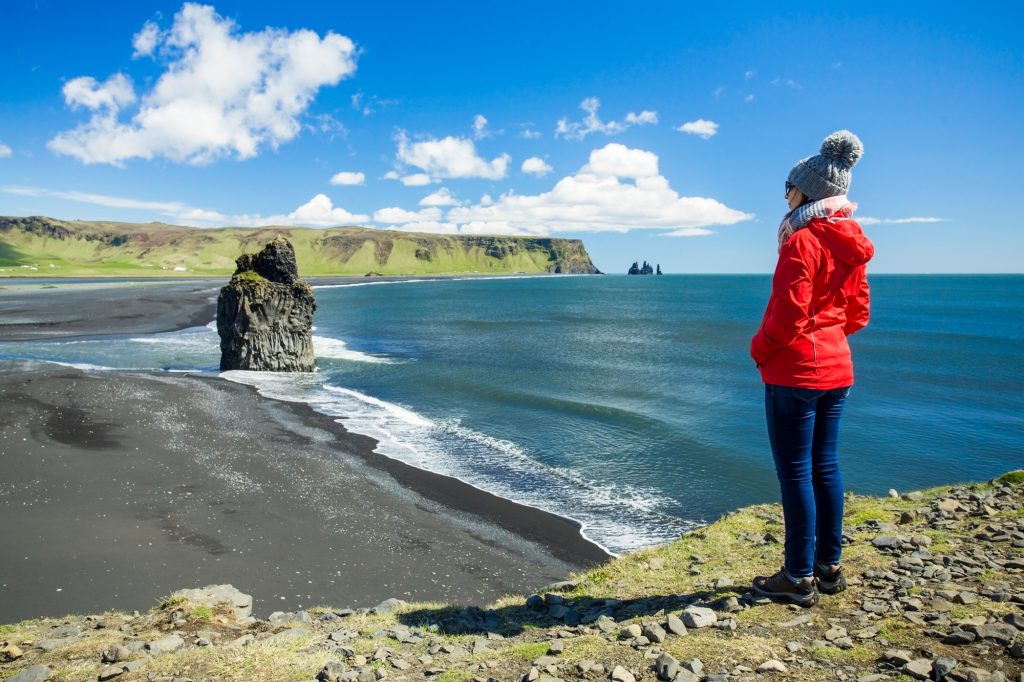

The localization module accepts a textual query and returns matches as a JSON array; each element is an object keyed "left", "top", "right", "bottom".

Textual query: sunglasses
[{"left": 785, "top": 181, "right": 795, "bottom": 194}]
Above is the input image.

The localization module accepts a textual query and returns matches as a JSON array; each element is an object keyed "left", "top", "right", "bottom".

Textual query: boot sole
[
  {"left": 752, "top": 582, "right": 820, "bottom": 607},
  {"left": 816, "top": 576, "right": 847, "bottom": 595}
]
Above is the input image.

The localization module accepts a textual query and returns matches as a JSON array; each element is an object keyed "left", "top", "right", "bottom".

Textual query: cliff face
[
  {"left": 216, "top": 238, "right": 316, "bottom": 372},
  {"left": 0, "top": 216, "right": 602, "bottom": 277}
]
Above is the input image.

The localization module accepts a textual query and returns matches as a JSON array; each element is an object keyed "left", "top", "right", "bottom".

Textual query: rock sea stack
[
  {"left": 627, "top": 261, "right": 659, "bottom": 275},
  {"left": 217, "top": 237, "right": 316, "bottom": 372}
]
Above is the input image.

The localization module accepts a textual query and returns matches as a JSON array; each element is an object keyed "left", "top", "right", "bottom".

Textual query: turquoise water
[{"left": 3, "top": 275, "right": 1021, "bottom": 554}]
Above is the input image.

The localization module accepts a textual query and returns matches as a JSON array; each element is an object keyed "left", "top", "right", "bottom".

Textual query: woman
[{"left": 750, "top": 130, "right": 873, "bottom": 607}]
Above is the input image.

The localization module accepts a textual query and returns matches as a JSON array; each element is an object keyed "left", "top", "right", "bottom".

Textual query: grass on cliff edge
[{"left": 1, "top": 471, "right": 1020, "bottom": 682}]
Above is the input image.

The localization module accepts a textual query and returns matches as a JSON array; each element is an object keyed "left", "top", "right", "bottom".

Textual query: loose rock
[
  {"left": 171, "top": 585, "right": 253, "bottom": 620},
  {"left": 681, "top": 606, "right": 717, "bottom": 629},
  {"left": 653, "top": 652, "right": 679, "bottom": 681},
  {"left": 665, "top": 613, "right": 687, "bottom": 636},
  {"left": 610, "top": 665, "right": 636, "bottom": 682},
  {"left": 904, "top": 659, "right": 934, "bottom": 680},
  {"left": 8, "top": 666, "right": 53, "bottom": 682},
  {"left": 756, "top": 659, "right": 787, "bottom": 673},
  {"left": 145, "top": 634, "right": 184, "bottom": 655}
]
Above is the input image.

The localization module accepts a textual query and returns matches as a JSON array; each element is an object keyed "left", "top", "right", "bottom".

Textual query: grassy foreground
[{"left": 2, "top": 472, "right": 1021, "bottom": 682}]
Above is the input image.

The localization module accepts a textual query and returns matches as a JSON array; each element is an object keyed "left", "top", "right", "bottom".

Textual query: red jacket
[{"left": 751, "top": 210, "right": 874, "bottom": 389}]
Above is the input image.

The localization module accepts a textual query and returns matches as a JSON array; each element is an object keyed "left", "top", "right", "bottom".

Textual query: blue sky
[{"left": 1, "top": 1, "right": 1021, "bottom": 273}]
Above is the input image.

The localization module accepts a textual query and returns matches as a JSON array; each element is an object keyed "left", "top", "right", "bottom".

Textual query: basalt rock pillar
[{"left": 217, "top": 237, "right": 316, "bottom": 372}]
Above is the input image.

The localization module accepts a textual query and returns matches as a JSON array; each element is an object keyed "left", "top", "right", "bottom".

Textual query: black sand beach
[
  {"left": 0, "top": 279, "right": 221, "bottom": 341},
  {"left": 0, "top": 280, "right": 608, "bottom": 623}
]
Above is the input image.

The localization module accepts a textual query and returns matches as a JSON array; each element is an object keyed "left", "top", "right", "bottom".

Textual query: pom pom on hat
[
  {"left": 787, "top": 129, "right": 865, "bottom": 200},
  {"left": 819, "top": 130, "right": 863, "bottom": 168}
]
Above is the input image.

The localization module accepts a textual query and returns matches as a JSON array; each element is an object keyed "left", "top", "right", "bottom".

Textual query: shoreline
[
  {"left": 0, "top": 278, "right": 611, "bottom": 622},
  {"left": 205, "top": 373, "right": 611, "bottom": 566}
]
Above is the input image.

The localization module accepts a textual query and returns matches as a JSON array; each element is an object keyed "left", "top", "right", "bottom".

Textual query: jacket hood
[{"left": 807, "top": 213, "right": 874, "bottom": 266}]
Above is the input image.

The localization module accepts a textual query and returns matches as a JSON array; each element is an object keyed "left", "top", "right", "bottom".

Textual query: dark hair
[{"left": 797, "top": 194, "right": 813, "bottom": 208}]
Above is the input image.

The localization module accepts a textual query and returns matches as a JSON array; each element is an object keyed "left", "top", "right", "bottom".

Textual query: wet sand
[{"left": 0, "top": 280, "right": 609, "bottom": 623}]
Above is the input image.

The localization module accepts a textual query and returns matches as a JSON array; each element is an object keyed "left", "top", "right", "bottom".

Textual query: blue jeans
[{"left": 764, "top": 384, "right": 850, "bottom": 580}]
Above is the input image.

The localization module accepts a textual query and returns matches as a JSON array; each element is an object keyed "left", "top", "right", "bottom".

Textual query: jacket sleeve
[
  {"left": 750, "top": 236, "right": 816, "bottom": 365},
  {"left": 843, "top": 265, "right": 870, "bottom": 335}
]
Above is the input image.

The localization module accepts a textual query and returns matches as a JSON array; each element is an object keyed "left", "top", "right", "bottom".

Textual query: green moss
[
  {"left": 877, "top": 618, "right": 916, "bottom": 646},
  {"left": 503, "top": 641, "right": 551, "bottom": 662},
  {"left": 233, "top": 270, "right": 268, "bottom": 283},
  {"left": 845, "top": 499, "right": 902, "bottom": 525},
  {"left": 436, "top": 669, "right": 475, "bottom": 682},
  {"left": 191, "top": 604, "right": 214, "bottom": 620},
  {"left": 810, "top": 643, "right": 876, "bottom": 665},
  {"left": 155, "top": 594, "right": 188, "bottom": 611},
  {"left": 996, "top": 470, "right": 1024, "bottom": 486}
]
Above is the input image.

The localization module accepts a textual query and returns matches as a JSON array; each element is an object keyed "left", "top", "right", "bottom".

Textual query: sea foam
[
  {"left": 313, "top": 336, "right": 393, "bottom": 364},
  {"left": 217, "top": 371, "right": 693, "bottom": 555}
]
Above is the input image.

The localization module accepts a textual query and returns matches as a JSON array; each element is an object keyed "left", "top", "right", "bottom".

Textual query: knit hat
[{"left": 788, "top": 130, "right": 864, "bottom": 201}]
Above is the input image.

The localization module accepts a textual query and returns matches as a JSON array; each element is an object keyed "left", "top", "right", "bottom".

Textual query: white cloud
[
  {"left": 472, "top": 114, "right": 490, "bottom": 139},
  {"left": 519, "top": 127, "right": 541, "bottom": 139},
  {"left": 419, "top": 188, "right": 462, "bottom": 206},
  {"left": 350, "top": 92, "right": 397, "bottom": 116},
  {"left": 401, "top": 173, "right": 433, "bottom": 186},
  {"left": 0, "top": 143, "right": 11, "bottom": 158},
  {"left": 395, "top": 131, "right": 509, "bottom": 181},
  {"left": 3, "top": 185, "right": 218, "bottom": 217},
  {"left": 713, "top": 85, "right": 725, "bottom": 99},
  {"left": 676, "top": 119, "right": 719, "bottom": 139},
  {"left": 444, "top": 142, "right": 752, "bottom": 235},
  {"left": 745, "top": 94, "right": 755, "bottom": 103},
  {"left": 479, "top": 193, "right": 493, "bottom": 206},
  {"left": 521, "top": 156, "right": 552, "bottom": 176},
  {"left": 661, "top": 227, "right": 715, "bottom": 237},
  {"left": 62, "top": 73, "right": 136, "bottom": 112},
  {"left": 458, "top": 221, "right": 532, "bottom": 236},
  {"left": 329, "top": 171, "right": 365, "bottom": 186},
  {"left": 132, "top": 20, "right": 161, "bottom": 58},
  {"left": 744, "top": 69, "right": 757, "bottom": 80},
  {"left": 555, "top": 98, "right": 658, "bottom": 140},
  {"left": 388, "top": 220, "right": 459, "bottom": 234},
  {"left": 373, "top": 206, "right": 442, "bottom": 224},
  {"left": 381, "top": 170, "right": 434, "bottom": 186},
  {"left": 2, "top": 185, "right": 368, "bottom": 227},
  {"left": 253, "top": 194, "right": 366, "bottom": 226},
  {"left": 583, "top": 144, "right": 658, "bottom": 179},
  {"left": 49, "top": 4, "right": 358, "bottom": 166},
  {"left": 858, "top": 216, "right": 946, "bottom": 226},
  {"left": 625, "top": 110, "right": 658, "bottom": 125},
  {"left": 305, "top": 113, "right": 347, "bottom": 140},
  {"left": 771, "top": 77, "right": 801, "bottom": 89}
]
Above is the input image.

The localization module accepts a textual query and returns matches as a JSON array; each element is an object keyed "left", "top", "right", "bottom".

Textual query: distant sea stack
[
  {"left": 627, "top": 261, "right": 661, "bottom": 275},
  {"left": 217, "top": 237, "right": 316, "bottom": 372}
]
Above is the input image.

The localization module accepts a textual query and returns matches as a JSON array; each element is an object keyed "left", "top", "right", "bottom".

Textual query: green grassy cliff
[{"left": 0, "top": 216, "right": 601, "bottom": 277}]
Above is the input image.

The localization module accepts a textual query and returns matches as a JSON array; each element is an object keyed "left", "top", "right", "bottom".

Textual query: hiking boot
[
  {"left": 752, "top": 567, "right": 819, "bottom": 607},
  {"left": 814, "top": 563, "right": 847, "bottom": 595}
]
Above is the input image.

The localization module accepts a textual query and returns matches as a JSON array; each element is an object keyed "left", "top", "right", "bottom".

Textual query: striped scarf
[{"left": 777, "top": 195, "right": 856, "bottom": 252}]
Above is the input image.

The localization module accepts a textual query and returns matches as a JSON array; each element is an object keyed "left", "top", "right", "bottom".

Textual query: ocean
[{"left": 3, "top": 274, "right": 1021, "bottom": 556}]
